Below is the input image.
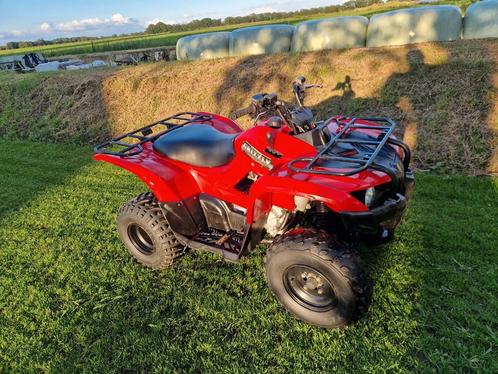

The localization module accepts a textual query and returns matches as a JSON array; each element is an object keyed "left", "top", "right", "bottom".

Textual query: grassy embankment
[
  {"left": 1, "top": 39, "right": 496, "bottom": 173},
  {"left": 0, "top": 38, "right": 497, "bottom": 371},
  {"left": 0, "top": 0, "right": 468, "bottom": 58}
]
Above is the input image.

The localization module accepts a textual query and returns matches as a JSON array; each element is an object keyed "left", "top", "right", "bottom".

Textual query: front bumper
[{"left": 340, "top": 193, "right": 407, "bottom": 235}]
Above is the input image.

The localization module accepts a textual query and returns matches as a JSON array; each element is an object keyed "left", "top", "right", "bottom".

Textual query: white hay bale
[
  {"left": 366, "top": 5, "right": 462, "bottom": 47},
  {"left": 291, "top": 16, "right": 368, "bottom": 52},
  {"left": 176, "top": 32, "right": 230, "bottom": 61},
  {"left": 229, "top": 25, "right": 295, "bottom": 57},
  {"left": 463, "top": 0, "right": 498, "bottom": 40},
  {"left": 35, "top": 61, "right": 61, "bottom": 72}
]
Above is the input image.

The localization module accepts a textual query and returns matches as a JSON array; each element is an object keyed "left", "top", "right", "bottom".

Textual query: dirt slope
[{"left": 1, "top": 39, "right": 497, "bottom": 173}]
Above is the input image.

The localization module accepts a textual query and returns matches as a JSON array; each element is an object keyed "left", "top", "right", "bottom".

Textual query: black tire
[
  {"left": 362, "top": 228, "right": 395, "bottom": 247},
  {"left": 117, "top": 192, "right": 184, "bottom": 270},
  {"left": 264, "top": 228, "right": 372, "bottom": 328}
]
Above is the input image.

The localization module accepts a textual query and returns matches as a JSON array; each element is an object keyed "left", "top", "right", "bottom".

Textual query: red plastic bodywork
[{"left": 93, "top": 113, "right": 394, "bottom": 224}]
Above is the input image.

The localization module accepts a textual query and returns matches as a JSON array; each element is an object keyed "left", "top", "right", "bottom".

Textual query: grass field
[
  {"left": 0, "top": 139, "right": 497, "bottom": 372},
  {"left": 0, "top": 1, "right": 457, "bottom": 58}
]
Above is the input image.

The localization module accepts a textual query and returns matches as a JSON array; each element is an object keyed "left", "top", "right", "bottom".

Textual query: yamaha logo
[{"left": 241, "top": 141, "right": 274, "bottom": 170}]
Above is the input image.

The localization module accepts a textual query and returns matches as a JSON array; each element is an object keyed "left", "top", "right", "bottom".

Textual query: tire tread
[
  {"left": 265, "top": 228, "right": 373, "bottom": 325},
  {"left": 118, "top": 192, "right": 184, "bottom": 270}
]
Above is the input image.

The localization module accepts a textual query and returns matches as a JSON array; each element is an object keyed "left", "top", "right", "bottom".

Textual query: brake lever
[{"left": 253, "top": 111, "right": 268, "bottom": 126}]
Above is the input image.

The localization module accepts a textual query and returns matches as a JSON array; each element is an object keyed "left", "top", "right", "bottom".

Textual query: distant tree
[
  {"left": 142, "top": 0, "right": 387, "bottom": 35},
  {"left": 6, "top": 41, "right": 20, "bottom": 49},
  {"left": 18, "top": 41, "right": 32, "bottom": 48}
]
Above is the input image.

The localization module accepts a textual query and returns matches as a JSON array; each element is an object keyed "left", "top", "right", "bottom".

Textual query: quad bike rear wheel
[
  {"left": 264, "top": 228, "right": 372, "bottom": 328},
  {"left": 117, "top": 192, "right": 184, "bottom": 269}
]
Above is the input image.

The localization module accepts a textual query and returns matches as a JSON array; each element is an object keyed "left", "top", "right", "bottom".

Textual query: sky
[{"left": 0, "top": 0, "right": 344, "bottom": 45}]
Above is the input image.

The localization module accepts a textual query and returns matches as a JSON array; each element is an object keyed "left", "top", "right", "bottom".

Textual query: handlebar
[
  {"left": 230, "top": 76, "right": 320, "bottom": 132},
  {"left": 230, "top": 104, "right": 255, "bottom": 120},
  {"left": 292, "top": 76, "right": 322, "bottom": 107}
]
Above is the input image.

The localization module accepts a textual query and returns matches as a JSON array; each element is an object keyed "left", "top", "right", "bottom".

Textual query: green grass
[
  {"left": 0, "top": 139, "right": 497, "bottom": 372},
  {"left": 0, "top": 1, "right": 449, "bottom": 58}
]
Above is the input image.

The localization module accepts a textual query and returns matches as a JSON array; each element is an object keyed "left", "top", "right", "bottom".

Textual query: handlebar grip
[
  {"left": 231, "top": 105, "right": 254, "bottom": 120},
  {"left": 293, "top": 76, "right": 306, "bottom": 85}
]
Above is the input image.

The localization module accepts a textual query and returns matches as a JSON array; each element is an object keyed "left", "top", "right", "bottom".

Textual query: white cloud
[
  {"left": 0, "top": 12, "right": 142, "bottom": 44},
  {"left": 249, "top": 6, "right": 277, "bottom": 14},
  {"left": 245, "top": 0, "right": 342, "bottom": 15},
  {"left": 40, "top": 23, "right": 52, "bottom": 32},
  {"left": 144, "top": 18, "right": 178, "bottom": 27},
  {"left": 55, "top": 13, "right": 135, "bottom": 32},
  {"left": 9, "top": 30, "right": 25, "bottom": 37},
  {"left": 110, "top": 14, "right": 130, "bottom": 24}
]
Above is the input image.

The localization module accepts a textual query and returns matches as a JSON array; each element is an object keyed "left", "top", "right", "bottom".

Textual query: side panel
[
  {"left": 93, "top": 144, "right": 200, "bottom": 202},
  {"left": 247, "top": 174, "right": 368, "bottom": 223}
]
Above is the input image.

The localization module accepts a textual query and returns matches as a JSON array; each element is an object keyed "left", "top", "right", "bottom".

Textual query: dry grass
[
  {"left": 0, "top": 70, "right": 111, "bottom": 143},
  {"left": 1, "top": 39, "right": 497, "bottom": 173}
]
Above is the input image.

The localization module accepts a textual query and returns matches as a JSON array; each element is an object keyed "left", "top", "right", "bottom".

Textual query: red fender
[
  {"left": 93, "top": 144, "right": 199, "bottom": 202},
  {"left": 247, "top": 174, "right": 368, "bottom": 223}
]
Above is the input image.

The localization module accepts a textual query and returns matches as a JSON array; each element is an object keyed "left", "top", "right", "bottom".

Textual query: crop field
[
  {"left": 0, "top": 1, "right": 456, "bottom": 58},
  {"left": 0, "top": 140, "right": 496, "bottom": 372}
]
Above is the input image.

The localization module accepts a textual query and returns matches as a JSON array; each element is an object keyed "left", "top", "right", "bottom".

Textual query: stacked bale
[
  {"left": 291, "top": 16, "right": 368, "bottom": 52},
  {"left": 229, "top": 25, "right": 295, "bottom": 57},
  {"left": 174, "top": 3, "right": 498, "bottom": 61},
  {"left": 176, "top": 32, "right": 230, "bottom": 61},
  {"left": 366, "top": 5, "right": 462, "bottom": 47},
  {"left": 463, "top": 0, "right": 498, "bottom": 40}
]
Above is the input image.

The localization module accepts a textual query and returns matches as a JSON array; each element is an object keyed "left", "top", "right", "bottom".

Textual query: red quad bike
[{"left": 94, "top": 76, "right": 414, "bottom": 328}]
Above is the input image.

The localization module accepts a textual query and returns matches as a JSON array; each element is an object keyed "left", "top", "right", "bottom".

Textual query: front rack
[
  {"left": 288, "top": 117, "right": 410, "bottom": 178},
  {"left": 94, "top": 112, "right": 213, "bottom": 157}
]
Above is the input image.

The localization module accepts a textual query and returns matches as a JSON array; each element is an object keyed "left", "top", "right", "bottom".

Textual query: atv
[{"left": 94, "top": 76, "right": 414, "bottom": 328}]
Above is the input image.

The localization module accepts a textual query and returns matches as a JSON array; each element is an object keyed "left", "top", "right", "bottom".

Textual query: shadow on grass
[
  {"left": 309, "top": 46, "right": 496, "bottom": 173},
  {"left": 0, "top": 140, "right": 91, "bottom": 222}
]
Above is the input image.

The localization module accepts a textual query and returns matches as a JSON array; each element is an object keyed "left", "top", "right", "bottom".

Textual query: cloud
[
  {"left": 144, "top": 18, "right": 179, "bottom": 27},
  {"left": 248, "top": 6, "right": 277, "bottom": 14},
  {"left": 56, "top": 13, "right": 135, "bottom": 32},
  {"left": 0, "top": 13, "right": 142, "bottom": 44},
  {"left": 246, "top": 0, "right": 341, "bottom": 14},
  {"left": 40, "top": 23, "right": 52, "bottom": 32}
]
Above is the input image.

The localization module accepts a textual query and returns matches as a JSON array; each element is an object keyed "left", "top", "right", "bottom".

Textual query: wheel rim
[
  {"left": 283, "top": 264, "right": 337, "bottom": 311},
  {"left": 127, "top": 224, "right": 154, "bottom": 255}
]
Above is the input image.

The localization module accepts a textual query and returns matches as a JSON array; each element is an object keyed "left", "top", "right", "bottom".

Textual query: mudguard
[
  {"left": 93, "top": 143, "right": 200, "bottom": 202},
  {"left": 247, "top": 174, "right": 369, "bottom": 223}
]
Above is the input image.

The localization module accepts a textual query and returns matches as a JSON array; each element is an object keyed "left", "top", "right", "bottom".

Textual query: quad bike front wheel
[
  {"left": 117, "top": 192, "right": 184, "bottom": 270},
  {"left": 264, "top": 229, "right": 372, "bottom": 328}
]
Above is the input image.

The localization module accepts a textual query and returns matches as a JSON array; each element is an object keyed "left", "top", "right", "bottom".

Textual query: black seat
[{"left": 153, "top": 125, "right": 236, "bottom": 167}]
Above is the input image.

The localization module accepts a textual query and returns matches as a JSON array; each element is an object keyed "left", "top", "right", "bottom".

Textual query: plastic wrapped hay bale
[
  {"left": 35, "top": 61, "right": 61, "bottom": 72},
  {"left": 176, "top": 32, "right": 230, "bottom": 61},
  {"left": 366, "top": 5, "right": 462, "bottom": 48},
  {"left": 463, "top": 0, "right": 498, "bottom": 40},
  {"left": 291, "top": 16, "right": 368, "bottom": 52},
  {"left": 229, "top": 25, "right": 295, "bottom": 57}
]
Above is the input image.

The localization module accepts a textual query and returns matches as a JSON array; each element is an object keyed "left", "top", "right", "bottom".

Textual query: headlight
[{"left": 365, "top": 187, "right": 375, "bottom": 208}]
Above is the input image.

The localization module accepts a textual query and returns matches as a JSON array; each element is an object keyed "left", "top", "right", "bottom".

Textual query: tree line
[
  {"left": 0, "top": 34, "right": 142, "bottom": 51},
  {"left": 145, "top": 0, "right": 384, "bottom": 34},
  {"left": 2, "top": 0, "right": 387, "bottom": 50}
]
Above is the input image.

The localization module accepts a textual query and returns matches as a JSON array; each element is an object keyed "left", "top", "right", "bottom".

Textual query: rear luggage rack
[
  {"left": 288, "top": 117, "right": 410, "bottom": 178},
  {"left": 94, "top": 112, "right": 212, "bottom": 157}
]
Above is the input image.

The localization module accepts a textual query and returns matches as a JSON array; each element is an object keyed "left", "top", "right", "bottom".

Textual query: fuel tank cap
[{"left": 267, "top": 116, "right": 283, "bottom": 129}]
